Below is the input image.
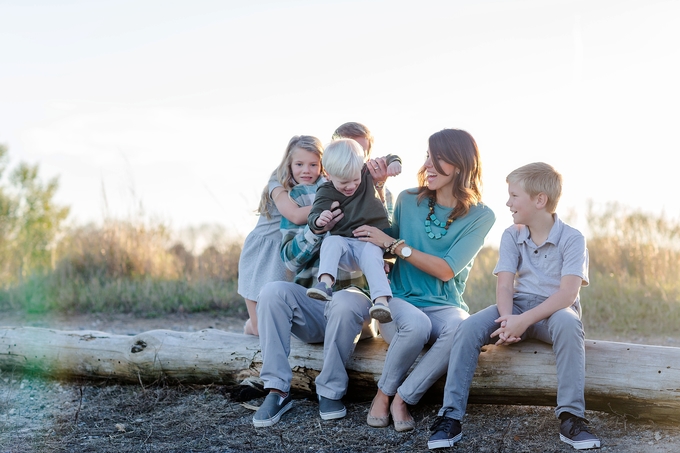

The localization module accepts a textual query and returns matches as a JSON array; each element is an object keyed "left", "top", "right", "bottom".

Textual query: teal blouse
[{"left": 389, "top": 190, "right": 495, "bottom": 311}]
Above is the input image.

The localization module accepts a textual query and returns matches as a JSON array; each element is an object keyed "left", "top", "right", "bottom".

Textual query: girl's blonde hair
[
  {"left": 257, "top": 135, "right": 324, "bottom": 218},
  {"left": 415, "top": 129, "right": 483, "bottom": 220}
]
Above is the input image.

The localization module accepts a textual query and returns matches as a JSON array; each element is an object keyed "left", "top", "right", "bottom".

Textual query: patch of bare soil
[{"left": 1, "top": 312, "right": 679, "bottom": 452}]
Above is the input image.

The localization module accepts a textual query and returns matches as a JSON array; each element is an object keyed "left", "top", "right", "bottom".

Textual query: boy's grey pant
[
  {"left": 257, "top": 281, "right": 374, "bottom": 400},
  {"left": 376, "top": 297, "right": 469, "bottom": 405},
  {"left": 438, "top": 294, "right": 586, "bottom": 420},
  {"left": 317, "top": 236, "right": 392, "bottom": 301}
]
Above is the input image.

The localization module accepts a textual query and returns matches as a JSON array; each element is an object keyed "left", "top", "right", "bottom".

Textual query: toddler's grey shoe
[
  {"left": 369, "top": 303, "right": 392, "bottom": 323},
  {"left": 318, "top": 395, "right": 346, "bottom": 420},
  {"left": 560, "top": 415, "right": 601, "bottom": 450},
  {"left": 428, "top": 416, "right": 462, "bottom": 449},
  {"left": 307, "top": 282, "right": 333, "bottom": 302},
  {"left": 253, "top": 392, "right": 293, "bottom": 427}
]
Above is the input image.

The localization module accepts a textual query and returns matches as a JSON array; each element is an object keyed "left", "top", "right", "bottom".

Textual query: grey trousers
[
  {"left": 438, "top": 294, "right": 586, "bottom": 420},
  {"left": 377, "top": 298, "right": 469, "bottom": 405},
  {"left": 318, "top": 235, "right": 392, "bottom": 301},
  {"left": 257, "top": 281, "right": 374, "bottom": 400}
]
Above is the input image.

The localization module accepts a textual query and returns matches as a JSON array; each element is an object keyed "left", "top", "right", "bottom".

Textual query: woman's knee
[{"left": 392, "top": 305, "right": 431, "bottom": 343}]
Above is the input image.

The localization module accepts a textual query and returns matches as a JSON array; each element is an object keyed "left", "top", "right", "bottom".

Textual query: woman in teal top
[{"left": 353, "top": 129, "right": 495, "bottom": 432}]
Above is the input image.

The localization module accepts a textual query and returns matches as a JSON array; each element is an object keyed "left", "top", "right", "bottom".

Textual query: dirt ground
[{"left": 1, "top": 311, "right": 679, "bottom": 453}]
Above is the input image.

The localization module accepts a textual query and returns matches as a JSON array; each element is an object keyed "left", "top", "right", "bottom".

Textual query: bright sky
[{"left": 2, "top": 0, "right": 679, "bottom": 247}]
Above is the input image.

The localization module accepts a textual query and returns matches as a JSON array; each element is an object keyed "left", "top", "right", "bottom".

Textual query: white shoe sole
[
  {"left": 307, "top": 288, "right": 332, "bottom": 302},
  {"left": 252, "top": 400, "right": 293, "bottom": 427},
  {"left": 560, "top": 434, "right": 601, "bottom": 450},
  {"left": 319, "top": 407, "right": 346, "bottom": 420},
  {"left": 427, "top": 432, "right": 462, "bottom": 449}
]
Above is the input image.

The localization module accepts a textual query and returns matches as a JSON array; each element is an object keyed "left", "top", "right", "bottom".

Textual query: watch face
[{"left": 402, "top": 246, "right": 412, "bottom": 258}]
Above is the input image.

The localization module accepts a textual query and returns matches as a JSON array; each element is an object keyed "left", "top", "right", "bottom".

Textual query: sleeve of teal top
[{"left": 443, "top": 206, "right": 496, "bottom": 277}]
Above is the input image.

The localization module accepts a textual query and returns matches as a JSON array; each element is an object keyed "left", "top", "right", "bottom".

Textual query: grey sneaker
[
  {"left": 369, "top": 303, "right": 392, "bottom": 323},
  {"left": 253, "top": 392, "right": 293, "bottom": 427},
  {"left": 560, "top": 415, "right": 601, "bottom": 450},
  {"left": 428, "top": 416, "right": 462, "bottom": 449},
  {"left": 307, "top": 282, "right": 333, "bottom": 302},
  {"left": 318, "top": 395, "right": 346, "bottom": 420}
]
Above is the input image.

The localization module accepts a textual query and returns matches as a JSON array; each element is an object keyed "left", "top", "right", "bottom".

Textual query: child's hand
[
  {"left": 315, "top": 210, "right": 334, "bottom": 228},
  {"left": 492, "top": 314, "right": 526, "bottom": 346},
  {"left": 386, "top": 161, "right": 401, "bottom": 177}
]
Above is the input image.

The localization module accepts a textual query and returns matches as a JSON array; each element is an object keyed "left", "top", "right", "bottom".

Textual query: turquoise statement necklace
[{"left": 425, "top": 197, "right": 455, "bottom": 239}]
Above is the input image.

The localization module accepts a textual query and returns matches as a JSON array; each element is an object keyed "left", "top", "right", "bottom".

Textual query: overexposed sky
[{"left": 1, "top": 0, "right": 679, "bottom": 246}]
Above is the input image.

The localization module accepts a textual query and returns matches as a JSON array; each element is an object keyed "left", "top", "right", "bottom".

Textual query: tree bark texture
[{"left": 1, "top": 326, "right": 678, "bottom": 425}]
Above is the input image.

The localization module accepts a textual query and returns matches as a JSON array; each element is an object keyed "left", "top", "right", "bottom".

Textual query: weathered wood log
[{"left": 1, "top": 326, "right": 679, "bottom": 425}]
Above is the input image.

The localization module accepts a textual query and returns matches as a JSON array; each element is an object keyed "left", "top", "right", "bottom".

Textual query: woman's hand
[
  {"left": 353, "top": 225, "right": 392, "bottom": 249},
  {"left": 367, "top": 157, "right": 388, "bottom": 186}
]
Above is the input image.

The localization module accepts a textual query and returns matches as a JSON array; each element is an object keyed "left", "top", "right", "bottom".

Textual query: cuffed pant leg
[
  {"left": 439, "top": 305, "right": 500, "bottom": 420},
  {"left": 528, "top": 306, "right": 586, "bottom": 418},
  {"left": 257, "top": 282, "right": 326, "bottom": 393},
  {"left": 376, "top": 298, "right": 431, "bottom": 396},
  {"left": 397, "top": 305, "right": 469, "bottom": 405},
  {"left": 315, "top": 287, "right": 373, "bottom": 400}
]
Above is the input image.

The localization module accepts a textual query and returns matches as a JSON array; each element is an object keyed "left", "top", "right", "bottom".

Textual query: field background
[
  {"left": 2, "top": 147, "right": 680, "bottom": 452},
  {"left": 1, "top": 143, "right": 679, "bottom": 344}
]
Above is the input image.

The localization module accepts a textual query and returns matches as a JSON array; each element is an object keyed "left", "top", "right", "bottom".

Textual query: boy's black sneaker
[
  {"left": 560, "top": 415, "right": 601, "bottom": 450},
  {"left": 427, "top": 416, "right": 462, "bottom": 449},
  {"left": 252, "top": 392, "right": 293, "bottom": 427}
]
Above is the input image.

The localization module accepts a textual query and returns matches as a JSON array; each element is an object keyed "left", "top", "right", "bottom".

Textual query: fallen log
[{"left": 1, "top": 326, "right": 678, "bottom": 425}]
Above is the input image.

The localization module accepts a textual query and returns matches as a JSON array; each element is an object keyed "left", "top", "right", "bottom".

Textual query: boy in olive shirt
[{"left": 306, "top": 138, "right": 401, "bottom": 323}]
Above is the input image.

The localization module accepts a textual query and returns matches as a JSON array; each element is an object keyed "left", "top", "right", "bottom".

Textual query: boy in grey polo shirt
[{"left": 428, "top": 162, "right": 600, "bottom": 450}]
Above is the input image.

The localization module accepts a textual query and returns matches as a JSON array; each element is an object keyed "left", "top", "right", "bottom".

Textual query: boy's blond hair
[
  {"left": 323, "top": 139, "right": 364, "bottom": 180},
  {"left": 506, "top": 162, "right": 562, "bottom": 213}
]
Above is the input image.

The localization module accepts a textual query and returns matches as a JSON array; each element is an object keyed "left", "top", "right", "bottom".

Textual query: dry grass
[
  {"left": 1, "top": 201, "right": 679, "bottom": 340},
  {"left": 464, "top": 202, "right": 680, "bottom": 340},
  {"left": 0, "top": 219, "right": 243, "bottom": 317}
]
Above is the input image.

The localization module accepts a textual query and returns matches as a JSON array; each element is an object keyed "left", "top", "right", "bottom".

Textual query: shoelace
[
  {"left": 429, "top": 415, "right": 456, "bottom": 433},
  {"left": 568, "top": 417, "right": 591, "bottom": 436}
]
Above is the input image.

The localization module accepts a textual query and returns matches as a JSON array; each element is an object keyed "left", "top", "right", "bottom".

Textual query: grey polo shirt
[{"left": 493, "top": 214, "right": 589, "bottom": 304}]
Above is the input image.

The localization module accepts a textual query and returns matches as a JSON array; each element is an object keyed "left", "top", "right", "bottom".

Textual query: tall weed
[
  {"left": 2, "top": 201, "right": 678, "bottom": 339},
  {"left": 464, "top": 204, "right": 680, "bottom": 339},
  {"left": 0, "top": 219, "right": 243, "bottom": 317}
]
